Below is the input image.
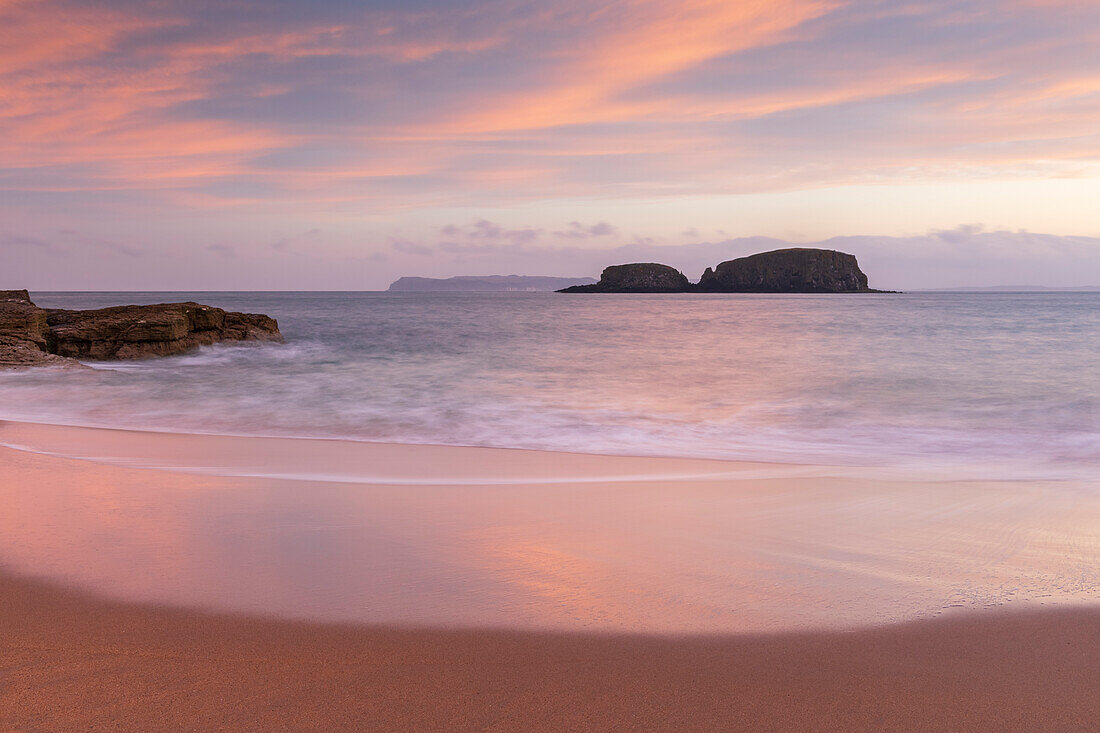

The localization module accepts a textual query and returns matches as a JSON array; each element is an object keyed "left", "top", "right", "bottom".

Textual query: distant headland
[
  {"left": 560, "top": 248, "right": 882, "bottom": 293},
  {"left": 388, "top": 275, "right": 596, "bottom": 292}
]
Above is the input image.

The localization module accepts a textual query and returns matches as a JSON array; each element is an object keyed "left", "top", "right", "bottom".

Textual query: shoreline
[
  {"left": 2, "top": 417, "right": 1100, "bottom": 728},
  {"left": 1, "top": 422, "right": 1098, "bottom": 633},
  {"left": 3, "top": 568, "right": 1099, "bottom": 730},
  {"left": 0, "top": 418, "right": 816, "bottom": 487},
  {"left": 1, "top": 416, "right": 1083, "bottom": 484}
]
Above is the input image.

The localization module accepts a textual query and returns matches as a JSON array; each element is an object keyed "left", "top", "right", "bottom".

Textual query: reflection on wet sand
[{"left": 1, "top": 423, "right": 1099, "bottom": 633}]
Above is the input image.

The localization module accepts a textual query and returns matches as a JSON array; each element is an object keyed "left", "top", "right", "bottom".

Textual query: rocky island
[
  {"left": 0, "top": 290, "right": 282, "bottom": 368},
  {"left": 560, "top": 248, "right": 879, "bottom": 293},
  {"left": 559, "top": 263, "right": 691, "bottom": 293},
  {"left": 697, "top": 248, "right": 870, "bottom": 292}
]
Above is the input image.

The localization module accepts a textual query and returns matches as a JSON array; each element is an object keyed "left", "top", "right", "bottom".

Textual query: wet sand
[
  {"left": 2, "top": 421, "right": 1100, "bottom": 633},
  {"left": 2, "top": 420, "right": 1100, "bottom": 728},
  {"left": 3, "top": 570, "right": 1099, "bottom": 731}
]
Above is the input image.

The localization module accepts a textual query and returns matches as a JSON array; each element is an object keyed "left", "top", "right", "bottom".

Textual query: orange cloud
[{"left": 443, "top": 0, "right": 838, "bottom": 134}]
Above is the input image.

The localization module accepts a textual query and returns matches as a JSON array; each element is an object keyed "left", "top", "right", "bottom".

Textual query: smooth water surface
[{"left": 1, "top": 291, "right": 1097, "bottom": 477}]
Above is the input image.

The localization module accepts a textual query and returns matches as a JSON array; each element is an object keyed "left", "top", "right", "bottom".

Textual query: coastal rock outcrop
[
  {"left": 0, "top": 290, "right": 32, "bottom": 303},
  {"left": 0, "top": 296, "right": 68, "bottom": 367},
  {"left": 559, "top": 263, "right": 691, "bottom": 293},
  {"left": 0, "top": 294, "right": 282, "bottom": 368},
  {"left": 697, "top": 248, "right": 870, "bottom": 293}
]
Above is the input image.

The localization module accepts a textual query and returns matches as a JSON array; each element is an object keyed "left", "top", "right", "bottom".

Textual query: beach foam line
[{"left": 0, "top": 419, "right": 825, "bottom": 486}]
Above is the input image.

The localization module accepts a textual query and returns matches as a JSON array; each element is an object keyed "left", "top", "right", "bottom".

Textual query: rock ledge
[{"left": 1, "top": 294, "right": 282, "bottom": 368}]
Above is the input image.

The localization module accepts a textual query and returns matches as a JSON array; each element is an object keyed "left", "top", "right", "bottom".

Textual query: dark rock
[
  {"left": 0, "top": 296, "right": 70, "bottom": 368},
  {"left": 0, "top": 296, "right": 282, "bottom": 368},
  {"left": 223, "top": 311, "right": 282, "bottom": 341},
  {"left": 0, "top": 290, "right": 32, "bottom": 303},
  {"left": 697, "top": 248, "right": 871, "bottom": 293},
  {"left": 45, "top": 303, "right": 283, "bottom": 360},
  {"left": 0, "top": 336, "right": 76, "bottom": 368},
  {"left": 558, "top": 248, "right": 881, "bottom": 295},
  {"left": 0, "top": 300, "right": 50, "bottom": 350},
  {"left": 559, "top": 263, "right": 691, "bottom": 293}
]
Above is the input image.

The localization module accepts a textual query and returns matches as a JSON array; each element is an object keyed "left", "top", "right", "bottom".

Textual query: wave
[{"left": 3, "top": 292, "right": 1098, "bottom": 481}]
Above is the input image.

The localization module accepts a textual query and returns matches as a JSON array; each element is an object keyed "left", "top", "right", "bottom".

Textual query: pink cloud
[{"left": 1, "top": 0, "right": 1099, "bottom": 211}]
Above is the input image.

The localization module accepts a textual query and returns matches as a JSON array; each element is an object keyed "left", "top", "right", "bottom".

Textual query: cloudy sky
[{"left": 3, "top": 0, "right": 1100, "bottom": 289}]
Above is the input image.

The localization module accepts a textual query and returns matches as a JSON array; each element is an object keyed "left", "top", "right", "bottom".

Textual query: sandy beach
[
  {"left": 4, "top": 570, "right": 1100, "bottom": 730},
  {"left": 9, "top": 0, "right": 1100, "bottom": 725},
  {"left": 2, "top": 420, "right": 1099, "bottom": 729}
]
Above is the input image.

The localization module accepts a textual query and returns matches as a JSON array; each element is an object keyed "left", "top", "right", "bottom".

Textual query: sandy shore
[
  {"left": 2, "top": 419, "right": 1099, "bottom": 728},
  {"left": 3, "top": 569, "right": 1099, "bottom": 731},
  {"left": 3, "top": 420, "right": 1099, "bottom": 633}
]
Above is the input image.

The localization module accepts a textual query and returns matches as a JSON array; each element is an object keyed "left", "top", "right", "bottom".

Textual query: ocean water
[{"left": 1, "top": 291, "right": 1097, "bottom": 479}]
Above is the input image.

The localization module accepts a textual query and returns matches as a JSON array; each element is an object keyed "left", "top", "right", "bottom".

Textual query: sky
[{"left": 2, "top": 0, "right": 1100, "bottom": 290}]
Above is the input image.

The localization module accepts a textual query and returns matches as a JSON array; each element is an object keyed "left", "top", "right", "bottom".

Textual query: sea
[{"left": 1, "top": 291, "right": 1097, "bottom": 480}]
